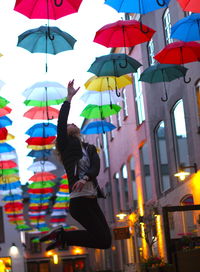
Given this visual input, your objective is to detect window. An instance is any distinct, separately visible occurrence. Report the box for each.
[113,172,121,212]
[155,121,170,192]
[122,88,128,118]
[140,143,152,201]
[121,164,129,210]
[147,39,156,66]
[30,237,41,253]
[129,156,138,209]
[171,100,190,168]
[116,102,122,128]
[163,8,173,44]
[195,80,200,125]
[0,207,4,243]
[134,68,145,125]
[102,133,110,168]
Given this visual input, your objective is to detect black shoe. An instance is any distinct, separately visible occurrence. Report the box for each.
[40,225,64,243]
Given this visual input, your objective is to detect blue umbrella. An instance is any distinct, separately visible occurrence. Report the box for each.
[27,149,52,158]
[3,194,22,202]
[171,13,200,42]
[0,116,12,128]
[104,0,171,14]
[0,143,15,153]
[25,123,57,137]
[81,121,116,135]
[0,181,21,190]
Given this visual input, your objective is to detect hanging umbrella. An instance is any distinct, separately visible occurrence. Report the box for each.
[176,0,200,12]
[0,143,15,153]
[0,175,20,184]
[25,123,57,137]
[154,41,200,64]
[139,63,188,101]
[14,0,83,19]
[85,75,132,92]
[25,136,56,145]
[104,0,171,14]
[28,161,57,172]
[0,168,19,175]
[80,104,121,119]
[93,20,155,49]
[24,106,59,120]
[0,106,12,117]
[0,160,17,169]
[80,90,123,105]
[0,151,17,161]
[27,144,55,150]
[27,149,53,158]
[81,120,116,135]
[29,172,56,182]
[171,13,200,42]
[28,181,55,189]
[88,53,142,77]
[24,98,65,107]
[0,127,8,140]
[0,97,9,108]
[0,116,12,128]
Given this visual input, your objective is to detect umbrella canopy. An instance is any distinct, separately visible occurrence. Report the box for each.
[27,149,52,158]
[85,75,132,92]
[88,53,142,77]
[104,0,171,14]
[0,168,19,175]
[94,20,155,48]
[17,26,76,55]
[0,143,15,153]
[0,116,12,128]
[24,98,65,107]
[176,0,200,12]
[0,151,17,161]
[28,161,57,172]
[139,63,188,101]
[80,90,123,105]
[14,0,83,19]
[81,120,116,135]
[25,136,56,145]
[25,123,57,137]
[171,13,200,42]
[29,172,57,182]
[80,104,121,119]
[28,181,55,189]
[154,41,200,64]
[27,144,55,150]
[0,96,9,108]
[24,106,59,120]
[0,160,17,169]
[0,127,8,140]
[0,106,12,117]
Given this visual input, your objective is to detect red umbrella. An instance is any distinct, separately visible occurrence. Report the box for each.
[154,41,200,64]
[0,160,17,169]
[29,172,57,182]
[25,136,56,145]
[0,106,12,117]
[28,188,54,194]
[93,20,156,48]
[176,0,200,12]
[14,0,83,20]
[23,106,59,120]
[0,127,8,140]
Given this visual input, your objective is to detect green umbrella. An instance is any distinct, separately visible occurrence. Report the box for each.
[0,96,9,108]
[88,53,142,77]
[139,64,188,101]
[0,168,19,175]
[28,181,55,189]
[24,97,65,106]
[80,104,121,119]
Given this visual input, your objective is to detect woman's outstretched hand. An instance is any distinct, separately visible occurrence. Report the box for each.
[67,79,80,102]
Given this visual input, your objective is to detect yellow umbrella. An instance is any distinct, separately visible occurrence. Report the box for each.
[27,144,55,150]
[84,75,132,92]
[0,133,15,143]
[0,175,20,184]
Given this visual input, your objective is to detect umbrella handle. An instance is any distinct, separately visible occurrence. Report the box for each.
[161,90,168,102]
[48,26,54,40]
[139,19,149,34]
[54,0,63,6]
[156,0,166,7]
[183,75,191,84]
[119,58,128,68]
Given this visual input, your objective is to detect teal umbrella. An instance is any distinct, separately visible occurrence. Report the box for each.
[139,64,188,101]
[88,53,142,77]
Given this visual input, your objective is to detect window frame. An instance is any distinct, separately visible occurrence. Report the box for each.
[134,68,145,125]
[163,8,173,45]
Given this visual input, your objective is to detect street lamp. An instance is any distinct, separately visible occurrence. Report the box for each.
[116,209,132,221]
[174,163,198,181]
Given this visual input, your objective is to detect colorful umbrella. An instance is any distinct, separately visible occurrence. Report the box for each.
[0,160,17,169]
[0,134,15,143]
[24,98,65,107]
[139,63,188,101]
[28,181,55,189]
[27,149,52,158]
[0,168,19,175]
[176,0,200,12]
[29,172,56,182]
[24,106,59,120]
[25,123,57,137]
[88,53,142,77]
[14,0,83,19]
[0,143,15,153]
[28,161,57,172]
[25,136,56,145]
[0,97,9,108]
[27,144,55,150]
[94,20,155,48]
[81,120,116,135]
[80,104,121,119]
[0,106,12,117]
[0,127,8,140]
[171,13,200,42]
[0,151,17,161]
[104,0,171,14]
[80,90,123,105]
[0,116,12,128]
[154,41,200,65]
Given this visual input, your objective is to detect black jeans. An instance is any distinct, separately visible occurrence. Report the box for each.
[62,197,112,249]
